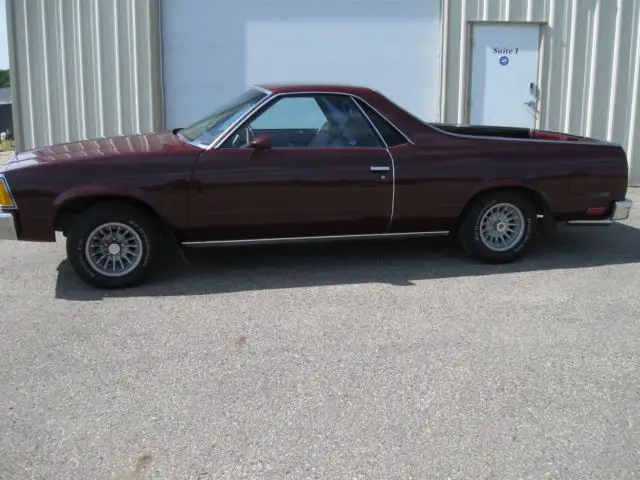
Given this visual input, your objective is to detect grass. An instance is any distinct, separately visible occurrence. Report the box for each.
[0,139,15,152]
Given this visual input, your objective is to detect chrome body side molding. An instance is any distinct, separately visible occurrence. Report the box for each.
[181,231,450,247]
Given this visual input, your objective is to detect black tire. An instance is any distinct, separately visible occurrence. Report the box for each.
[457,190,538,264]
[66,201,160,289]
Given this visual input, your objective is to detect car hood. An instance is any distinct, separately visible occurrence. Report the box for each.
[1,131,200,172]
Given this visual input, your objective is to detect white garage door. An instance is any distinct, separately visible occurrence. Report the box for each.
[161,0,442,130]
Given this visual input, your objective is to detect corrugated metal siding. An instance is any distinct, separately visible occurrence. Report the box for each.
[442,0,640,186]
[6,0,164,153]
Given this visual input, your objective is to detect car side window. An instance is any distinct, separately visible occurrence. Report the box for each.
[221,94,383,149]
[354,99,409,147]
[250,96,326,130]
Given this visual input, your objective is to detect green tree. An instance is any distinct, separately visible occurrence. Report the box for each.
[0,70,10,88]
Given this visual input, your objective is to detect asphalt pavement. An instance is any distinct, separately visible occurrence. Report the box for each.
[1,190,639,479]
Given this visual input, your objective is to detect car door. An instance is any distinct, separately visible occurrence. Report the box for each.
[187,93,394,242]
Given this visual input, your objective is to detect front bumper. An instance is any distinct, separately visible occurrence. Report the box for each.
[567,199,633,226]
[0,212,17,240]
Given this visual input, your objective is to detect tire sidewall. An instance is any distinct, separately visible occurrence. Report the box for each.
[67,208,157,288]
[462,193,536,262]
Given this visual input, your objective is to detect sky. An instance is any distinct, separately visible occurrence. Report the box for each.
[0,0,8,70]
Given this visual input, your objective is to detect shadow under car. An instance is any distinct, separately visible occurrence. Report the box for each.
[53,221,640,301]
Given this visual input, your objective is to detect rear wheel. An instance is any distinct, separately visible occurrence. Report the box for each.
[457,191,538,263]
[66,202,160,289]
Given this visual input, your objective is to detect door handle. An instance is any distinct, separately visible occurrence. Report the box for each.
[370,166,390,173]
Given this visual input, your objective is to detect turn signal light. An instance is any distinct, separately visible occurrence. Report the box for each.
[0,175,16,208]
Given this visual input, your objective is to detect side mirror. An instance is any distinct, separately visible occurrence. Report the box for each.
[249,134,271,150]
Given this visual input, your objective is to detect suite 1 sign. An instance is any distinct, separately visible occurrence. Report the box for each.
[493,46,519,66]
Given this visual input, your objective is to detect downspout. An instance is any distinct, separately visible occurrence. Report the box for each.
[150,0,165,131]
[6,0,23,152]
[438,0,449,123]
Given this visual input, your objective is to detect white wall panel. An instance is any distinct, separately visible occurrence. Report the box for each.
[161,0,442,129]
[7,0,164,152]
[442,0,640,185]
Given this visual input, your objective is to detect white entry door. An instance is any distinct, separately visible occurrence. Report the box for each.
[469,24,541,128]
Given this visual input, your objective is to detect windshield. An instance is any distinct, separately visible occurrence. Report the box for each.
[178,88,268,147]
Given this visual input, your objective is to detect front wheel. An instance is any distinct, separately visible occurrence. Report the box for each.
[457,191,538,264]
[66,202,160,289]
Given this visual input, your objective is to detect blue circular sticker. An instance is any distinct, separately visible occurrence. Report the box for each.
[499,56,509,66]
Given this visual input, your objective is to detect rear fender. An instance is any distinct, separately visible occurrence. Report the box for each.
[463,178,553,216]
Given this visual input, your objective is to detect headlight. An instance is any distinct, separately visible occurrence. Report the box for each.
[0,174,17,209]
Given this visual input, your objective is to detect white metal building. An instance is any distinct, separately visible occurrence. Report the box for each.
[6,0,640,185]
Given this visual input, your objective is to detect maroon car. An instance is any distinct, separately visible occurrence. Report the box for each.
[0,83,633,288]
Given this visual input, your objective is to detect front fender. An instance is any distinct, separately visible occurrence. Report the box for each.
[52,185,169,235]
[53,185,158,210]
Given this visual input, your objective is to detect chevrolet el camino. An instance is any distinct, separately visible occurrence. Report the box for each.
[0,83,633,288]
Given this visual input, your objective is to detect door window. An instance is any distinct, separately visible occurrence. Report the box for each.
[222,94,383,148]
[251,96,326,130]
